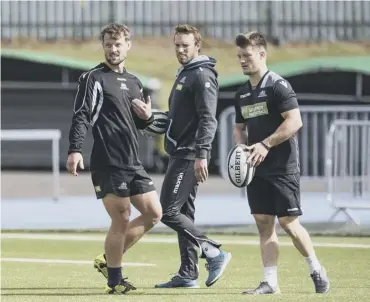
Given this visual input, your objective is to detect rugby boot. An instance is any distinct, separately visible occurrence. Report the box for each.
[93,253,108,279]
[205,251,232,287]
[243,281,281,295]
[311,266,330,293]
[105,278,136,295]
[155,274,199,288]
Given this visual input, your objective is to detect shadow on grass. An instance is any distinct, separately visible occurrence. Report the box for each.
[1,287,246,296]
[2,292,241,297]
[2,286,248,290]
[2,287,100,290]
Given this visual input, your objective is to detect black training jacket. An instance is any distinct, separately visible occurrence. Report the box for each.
[165,56,218,160]
[68,63,153,171]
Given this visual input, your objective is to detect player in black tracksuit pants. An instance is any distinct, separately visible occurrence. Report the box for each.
[155,44,231,288]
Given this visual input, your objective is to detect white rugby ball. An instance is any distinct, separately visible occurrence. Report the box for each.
[144,109,169,135]
[227,144,255,187]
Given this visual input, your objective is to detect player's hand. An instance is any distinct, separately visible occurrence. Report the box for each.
[194,158,208,183]
[245,143,269,167]
[132,95,152,120]
[66,152,84,176]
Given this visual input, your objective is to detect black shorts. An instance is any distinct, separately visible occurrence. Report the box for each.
[246,173,302,217]
[91,168,156,199]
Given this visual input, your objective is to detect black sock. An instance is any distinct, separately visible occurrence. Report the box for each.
[107,267,122,288]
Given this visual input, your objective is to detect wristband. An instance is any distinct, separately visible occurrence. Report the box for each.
[261,141,270,151]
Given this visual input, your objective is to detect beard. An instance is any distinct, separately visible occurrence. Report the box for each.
[177,56,188,65]
[243,68,259,76]
[177,52,194,65]
[243,70,253,75]
[106,54,125,66]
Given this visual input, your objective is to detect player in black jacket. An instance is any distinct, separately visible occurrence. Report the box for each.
[233,31,330,295]
[155,24,232,289]
[66,23,162,295]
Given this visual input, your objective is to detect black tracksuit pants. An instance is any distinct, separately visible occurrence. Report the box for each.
[160,157,220,280]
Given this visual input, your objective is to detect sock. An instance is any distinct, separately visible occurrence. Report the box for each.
[305,254,321,274]
[107,267,122,288]
[263,266,278,288]
[201,241,221,258]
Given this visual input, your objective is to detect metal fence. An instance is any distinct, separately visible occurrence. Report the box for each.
[326,120,370,225]
[1,0,369,42]
[217,105,370,179]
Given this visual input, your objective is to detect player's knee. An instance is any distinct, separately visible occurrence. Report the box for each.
[113,207,131,229]
[120,207,131,223]
[104,194,131,226]
[147,206,162,226]
[254,214,276,237]
[141,195,162,226]
[278,216,300,237]
[154,207,162,224]
[109,208,131,233]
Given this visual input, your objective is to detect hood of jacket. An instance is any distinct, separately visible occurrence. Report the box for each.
[176,55,218,78]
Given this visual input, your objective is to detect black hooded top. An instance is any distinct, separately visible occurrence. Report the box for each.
[165,55,219,160]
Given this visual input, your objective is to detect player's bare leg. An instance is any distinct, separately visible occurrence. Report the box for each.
[94,191,161,281]
[243,214,280,295]
[100,194,136,294]
[124,190,162,250]
[278,216,315,257]
[278,216,330,293]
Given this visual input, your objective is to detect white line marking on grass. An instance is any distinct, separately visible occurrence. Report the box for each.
[2,233,370,249]
[0,257,156,267]
[141,238,370,249]
[1,233,106,241]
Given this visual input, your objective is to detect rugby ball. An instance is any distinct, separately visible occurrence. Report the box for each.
[144,109,169,135]
[227,144,255,187]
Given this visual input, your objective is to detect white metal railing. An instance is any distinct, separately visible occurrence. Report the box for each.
[1,129,61,200]
[299,106,370,177]
[218,106,236,181]
[325,120,370,225]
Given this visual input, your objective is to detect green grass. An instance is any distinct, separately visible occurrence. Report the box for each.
[1,233,370,301]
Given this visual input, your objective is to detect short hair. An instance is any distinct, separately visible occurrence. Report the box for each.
[174,24,202,47]
[235,31,267,50]
[100,23,131,42]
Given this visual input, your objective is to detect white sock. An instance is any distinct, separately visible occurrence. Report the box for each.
[201,241,220,258]
[263,266,278,288]
[304,254,321,274]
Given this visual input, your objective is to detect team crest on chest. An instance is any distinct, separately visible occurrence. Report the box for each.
[120,82,129,90]
[258,90,267,98]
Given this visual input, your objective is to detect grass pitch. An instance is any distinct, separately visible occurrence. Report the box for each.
[1,233,370,301]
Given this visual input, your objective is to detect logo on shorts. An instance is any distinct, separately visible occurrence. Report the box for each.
[173,172,184,194]
[287,208,299,212]
[118,182,127,190]
[94,186,101,193]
